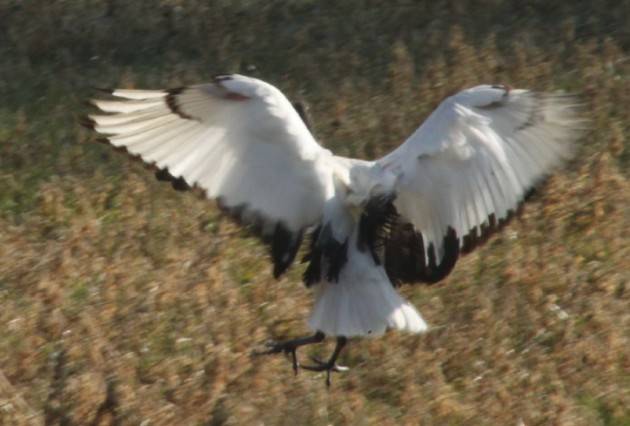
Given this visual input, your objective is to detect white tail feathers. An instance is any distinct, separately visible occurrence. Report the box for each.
[307,243,428,337]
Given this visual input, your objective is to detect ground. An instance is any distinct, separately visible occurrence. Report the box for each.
[0,1,629,425]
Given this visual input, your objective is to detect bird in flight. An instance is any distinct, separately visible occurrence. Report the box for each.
[83,74,582,385]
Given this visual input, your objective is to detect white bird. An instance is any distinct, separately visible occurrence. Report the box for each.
[83,74,582,385]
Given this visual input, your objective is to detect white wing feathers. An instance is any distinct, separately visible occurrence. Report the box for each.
[380,85,582,262]
[86,77,582,338]
[88,75,331,236]
[87,78,581,289]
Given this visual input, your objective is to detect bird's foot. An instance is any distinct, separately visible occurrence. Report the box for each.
[254,341,300,374]
[252,332,325,375]
[300,336,348,387]
[301,356,350,387]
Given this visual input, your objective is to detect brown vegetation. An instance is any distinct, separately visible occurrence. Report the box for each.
[0,1,628,425]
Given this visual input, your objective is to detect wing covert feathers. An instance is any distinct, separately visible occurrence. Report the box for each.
[85,75,332,278]
[377,85,584,282]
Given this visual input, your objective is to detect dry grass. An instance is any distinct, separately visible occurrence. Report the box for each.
[0,1,629,425]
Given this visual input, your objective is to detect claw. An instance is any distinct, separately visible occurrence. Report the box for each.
[301,357,349,387]
[252,342,282,356]
[299,337,349,387]
[253,342,300,374]
[252,333,349,385]
[252,332,325,375]
[301,356,349,372]
[290,350,299,376]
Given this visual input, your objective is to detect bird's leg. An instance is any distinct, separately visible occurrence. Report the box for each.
[301,336,349,386]
[253,331,325,375]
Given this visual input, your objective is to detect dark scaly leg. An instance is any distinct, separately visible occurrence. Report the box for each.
[253,331,325,375]
[301,336,349,386]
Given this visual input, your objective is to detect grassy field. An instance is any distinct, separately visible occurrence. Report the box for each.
[1,1,629,425]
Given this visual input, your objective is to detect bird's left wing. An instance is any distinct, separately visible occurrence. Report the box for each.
[378,85,583,284]
[85,74,333,277]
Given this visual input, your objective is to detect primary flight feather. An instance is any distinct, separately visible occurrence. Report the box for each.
[84,74,582,385]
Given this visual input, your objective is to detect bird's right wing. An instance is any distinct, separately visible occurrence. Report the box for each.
[85,74,334,277]
[378,85,584,284]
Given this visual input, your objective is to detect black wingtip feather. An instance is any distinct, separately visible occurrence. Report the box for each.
[154,168,172,182]
[357,193,398,264]
[166,87,185,96]
[271,223,304,279]
[94,137,111,145]
[165,87,196,120]
[78,115,96,130]
[83,99,98,109]
[302,226,322,287]
[215,198,306,279]
[171,178,191,191]
[154,168,191,191]
[90,87,114,95]
[384,223,460,286]
[426,227,459,284]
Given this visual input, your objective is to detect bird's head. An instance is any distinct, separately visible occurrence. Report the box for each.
[342,162,397,211]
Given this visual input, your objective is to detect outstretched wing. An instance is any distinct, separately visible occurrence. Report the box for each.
[378,85,583,284]
[85,74,333,277]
